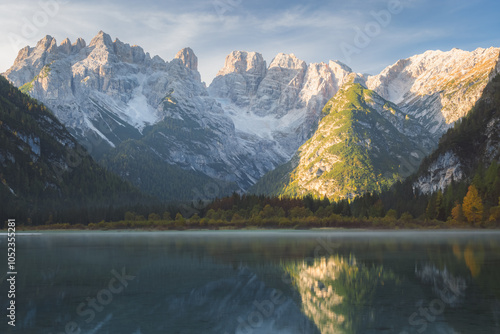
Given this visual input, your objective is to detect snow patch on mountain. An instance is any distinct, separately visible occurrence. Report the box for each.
[84,116,116,147]
[122,73,160,128]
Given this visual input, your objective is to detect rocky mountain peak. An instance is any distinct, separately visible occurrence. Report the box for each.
[208,51,267,106]
[58,38,72,54]
[11,35,57,66]
[5,35,59,85]
[33,35,58,60]
[216,51,266,77]
[326,60,355,89]
[174,47,198,71]
[172,47,201,81]
[269,53,307,71]
[329,60,352,73]
[72,38,86,52]
[61,37,71,45]
[345,72,367,86]
[36,35,57,50]
[113,38,146,64]
[89,30,113,48]
[13,46,31,65]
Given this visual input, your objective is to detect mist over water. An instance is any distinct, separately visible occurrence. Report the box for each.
[1,231,500,333]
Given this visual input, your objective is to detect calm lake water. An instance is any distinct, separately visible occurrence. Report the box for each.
[1,230,500,334]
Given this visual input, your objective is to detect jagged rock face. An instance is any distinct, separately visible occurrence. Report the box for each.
[175,47,198,71]
[174,47,200,81]
[209,52,353,159]
[367,47,500,139]
[2,32,259,192]
[4,33,218,147]
[413,151,465,195]
[4,32,160,143]
[216,50,266,77]
[209,51,267,105]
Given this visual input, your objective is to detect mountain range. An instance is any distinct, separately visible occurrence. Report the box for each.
[2,31,500,205]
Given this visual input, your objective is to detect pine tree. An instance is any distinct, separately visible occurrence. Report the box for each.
[435,190,446,221]
[462,185,484,225]
[425,193,437,220]
[488,197,500,223]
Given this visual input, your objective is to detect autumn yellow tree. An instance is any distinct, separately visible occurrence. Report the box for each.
[451,203,465,224]
[462,185,484,225]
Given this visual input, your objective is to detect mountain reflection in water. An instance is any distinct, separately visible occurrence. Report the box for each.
[286,255,400,333]
[1,231,499,334]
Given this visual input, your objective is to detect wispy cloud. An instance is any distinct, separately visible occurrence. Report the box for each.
[1,0,499,83]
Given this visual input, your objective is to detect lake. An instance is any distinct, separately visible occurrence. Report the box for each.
[1,230,500,333]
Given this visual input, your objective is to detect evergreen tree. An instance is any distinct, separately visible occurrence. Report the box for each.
[425,193,437,220]
[435,190,446,221]
[488,198,500,223]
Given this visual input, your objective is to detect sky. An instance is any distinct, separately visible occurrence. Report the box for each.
[1,0,500,84]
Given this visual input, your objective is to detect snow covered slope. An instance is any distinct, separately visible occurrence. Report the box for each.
[366,47,500,139]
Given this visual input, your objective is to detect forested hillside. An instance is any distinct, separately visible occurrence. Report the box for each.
[378,74,500,224]
[0,76,148,224]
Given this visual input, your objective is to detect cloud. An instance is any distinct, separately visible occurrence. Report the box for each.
[252,6,357,32]
[1,0,499,83]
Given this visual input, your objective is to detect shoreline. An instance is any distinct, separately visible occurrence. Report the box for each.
[1,226,498,233]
